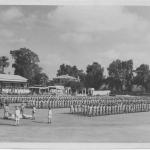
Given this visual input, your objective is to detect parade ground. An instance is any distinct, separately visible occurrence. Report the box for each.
[1,104,150,142]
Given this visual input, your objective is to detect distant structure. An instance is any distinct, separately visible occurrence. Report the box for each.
[29,85,65,95]
[33,74,80,95]
[53,74,80,86]
[87,88,111,96]
[52,74,80,95]
[0,74,29,94]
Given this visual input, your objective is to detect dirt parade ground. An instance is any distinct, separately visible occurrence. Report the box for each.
[0,103,150,142]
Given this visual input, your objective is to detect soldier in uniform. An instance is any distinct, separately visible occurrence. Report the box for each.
[48,107,52,124]
[89,105,92,117]
[70,104,74,114]
[3,103,9,119]
[32,106,36,120]
[20,103,25,116]
[15,106,21,126]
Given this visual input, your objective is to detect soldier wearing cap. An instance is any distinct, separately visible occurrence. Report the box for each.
[15,106,21,126]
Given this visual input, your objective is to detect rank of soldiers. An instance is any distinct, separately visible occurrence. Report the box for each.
[0,95,150,117]
[70,102,149,116]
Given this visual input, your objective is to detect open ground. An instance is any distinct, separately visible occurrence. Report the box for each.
[0,104,150,142]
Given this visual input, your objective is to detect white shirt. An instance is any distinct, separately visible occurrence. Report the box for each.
[48,110,52,118]
[15,109,20,117]
[33,107,36,113]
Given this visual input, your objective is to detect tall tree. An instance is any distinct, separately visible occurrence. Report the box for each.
[57,64,86,87]
[133,64,150,91]
[10,47,42,85]
[57,64,81,78]
[0,56,9,74]
[57,64,70,76]
[85,62,104,90]
[34,73,49,86]
[107,59,133,92]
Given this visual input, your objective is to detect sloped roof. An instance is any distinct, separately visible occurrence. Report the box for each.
[48,85,64,89]
[29,86,48,89]
[0,74,27,82]
[54,74,78,80]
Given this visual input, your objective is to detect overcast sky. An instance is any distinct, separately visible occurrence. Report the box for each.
[0,5,150,78]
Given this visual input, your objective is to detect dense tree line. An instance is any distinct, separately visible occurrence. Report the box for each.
[1,47,150,93]
[57,61,150,93]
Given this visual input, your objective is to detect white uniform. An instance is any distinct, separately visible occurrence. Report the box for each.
[15,109,20,121]
[48,110,52,118]
[48,109,52,123]
[32,107,36,120]
[15,108,20,126]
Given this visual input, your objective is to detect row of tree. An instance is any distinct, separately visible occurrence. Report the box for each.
[57,60,150,93]
[0,47,150,93]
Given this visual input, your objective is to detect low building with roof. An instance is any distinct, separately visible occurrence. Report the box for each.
[29,85,65,95]
[29,86,49,95]
[0,74,29,94]
[53,74,80,86]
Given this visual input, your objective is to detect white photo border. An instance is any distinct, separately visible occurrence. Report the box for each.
[0,0,150,149]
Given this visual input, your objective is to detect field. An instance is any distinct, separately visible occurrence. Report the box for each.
[1,103,150,142]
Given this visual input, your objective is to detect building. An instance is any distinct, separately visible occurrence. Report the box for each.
[29,85,65,95]
[29,86,49,95]
[87,88,111,96]
[131,84,146,93]
[52,74,81,95]
[53,74,80,86]
[0,74,29,94]
[48,85,65,95]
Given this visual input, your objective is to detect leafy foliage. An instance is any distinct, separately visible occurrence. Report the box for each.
[107,59,133,92]
[33,73,49,86]
[85,62,104,90]
[0,56,9,74]
[133,64,150,91]
[10,47,48,85]
[57,64,83,78]
[57,64,86,87]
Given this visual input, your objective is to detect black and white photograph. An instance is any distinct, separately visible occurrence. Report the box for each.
[0,0,150,149]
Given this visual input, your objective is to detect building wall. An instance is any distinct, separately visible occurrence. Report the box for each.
[132,84,146,92]
[0,81,29,94]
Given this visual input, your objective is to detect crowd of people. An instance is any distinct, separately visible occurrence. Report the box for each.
[1,94,150,120]
[70,102,149,116]
[3,103,52,126]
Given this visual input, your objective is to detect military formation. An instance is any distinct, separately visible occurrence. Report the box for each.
[1,94,150,117]
[69,96,150,116]
[70,101,150,116]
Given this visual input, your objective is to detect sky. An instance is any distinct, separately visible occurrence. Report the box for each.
[0,5,150,78]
